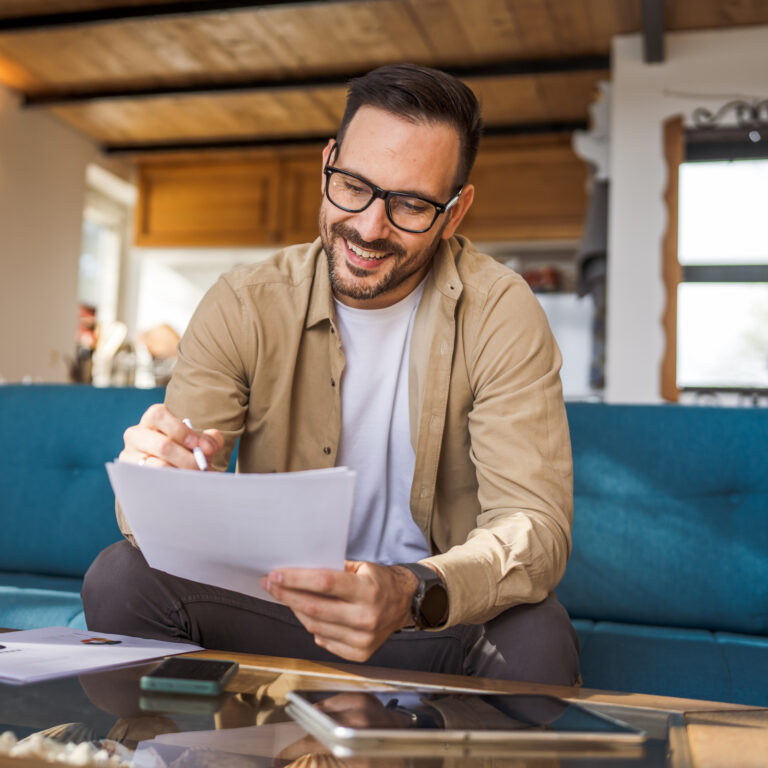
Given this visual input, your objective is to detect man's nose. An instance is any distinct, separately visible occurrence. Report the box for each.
[351,197,392,242]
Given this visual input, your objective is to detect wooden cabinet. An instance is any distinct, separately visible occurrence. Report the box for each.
[135,155,284,247]
[461,135,588,242]
[134,136,587,247]
[279,152,324,245]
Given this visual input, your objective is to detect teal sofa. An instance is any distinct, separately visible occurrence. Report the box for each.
[1,384,766,705]
[559,403,768,707]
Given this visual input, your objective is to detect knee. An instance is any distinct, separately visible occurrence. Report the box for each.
[81,540,145,630]
[473,595,581,686]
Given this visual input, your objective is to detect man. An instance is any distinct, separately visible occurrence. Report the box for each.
[83,63,579,685]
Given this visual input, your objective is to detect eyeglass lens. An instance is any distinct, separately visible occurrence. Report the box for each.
[327,171,438,232]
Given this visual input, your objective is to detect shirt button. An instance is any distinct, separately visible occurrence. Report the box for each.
[330,378,336,387]
[323,446,332,455]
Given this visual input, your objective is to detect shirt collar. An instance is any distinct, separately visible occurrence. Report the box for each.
[305,238,335,329]
[306,235,465,330]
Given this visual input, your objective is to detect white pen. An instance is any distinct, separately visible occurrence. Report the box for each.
[182,418,209,471]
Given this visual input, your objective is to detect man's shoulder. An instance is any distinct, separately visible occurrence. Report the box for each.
[220,239,322,294]
[451,236,529,298]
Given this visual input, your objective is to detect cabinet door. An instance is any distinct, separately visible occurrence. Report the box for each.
[135,158,281,246]
[279,151,324,245]
[460,136,588,242]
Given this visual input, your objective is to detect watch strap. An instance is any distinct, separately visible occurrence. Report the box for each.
[396,562,448,630]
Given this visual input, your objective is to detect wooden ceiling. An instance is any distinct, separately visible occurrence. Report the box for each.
[0,0,767,156]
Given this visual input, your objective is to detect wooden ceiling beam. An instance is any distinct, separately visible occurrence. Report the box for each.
[23,56,609,107]
[0,1,366,32]
[101,120,589,155]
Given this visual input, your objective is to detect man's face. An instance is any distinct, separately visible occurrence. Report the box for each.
[319,106,472,309]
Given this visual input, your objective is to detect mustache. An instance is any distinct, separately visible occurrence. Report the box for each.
[331,222,405,258]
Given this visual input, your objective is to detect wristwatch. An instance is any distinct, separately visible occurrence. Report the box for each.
[397,563,448,630]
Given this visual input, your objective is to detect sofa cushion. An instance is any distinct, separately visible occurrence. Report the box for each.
[0,572,83,592]
[576,621,768,706]
[0,385,165,578]
[0,586,86,630]
[559,404,768,636]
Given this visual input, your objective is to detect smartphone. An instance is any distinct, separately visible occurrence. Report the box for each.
[139,657,238,695]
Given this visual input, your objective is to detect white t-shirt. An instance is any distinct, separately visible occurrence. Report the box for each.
[335,283,430,565]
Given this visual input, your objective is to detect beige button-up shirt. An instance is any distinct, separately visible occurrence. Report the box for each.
[117,235,572,627]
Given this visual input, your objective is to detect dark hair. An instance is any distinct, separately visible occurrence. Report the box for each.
[336,63,483,188]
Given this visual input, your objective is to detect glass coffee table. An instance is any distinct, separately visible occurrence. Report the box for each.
[0,650,758,767]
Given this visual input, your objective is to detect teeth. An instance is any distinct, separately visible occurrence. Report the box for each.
[347,240,388,260]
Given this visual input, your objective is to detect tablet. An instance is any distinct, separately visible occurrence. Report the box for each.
[285,689,646,758]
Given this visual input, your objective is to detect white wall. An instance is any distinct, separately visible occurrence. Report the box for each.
[0,84,102,382]
[607,25,768,402]
[125,247,278,343]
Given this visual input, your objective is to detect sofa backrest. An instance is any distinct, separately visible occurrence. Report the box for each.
[559,403,768,636]
[0,384,165,578]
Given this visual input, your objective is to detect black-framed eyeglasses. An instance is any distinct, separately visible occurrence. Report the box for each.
[323,141,462,234]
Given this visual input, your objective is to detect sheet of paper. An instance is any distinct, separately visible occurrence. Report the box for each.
[107,462,355,602]
[0,626,201,684]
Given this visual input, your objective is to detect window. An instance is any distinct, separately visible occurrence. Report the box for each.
[676,159,768,393]
[662,118,768,404]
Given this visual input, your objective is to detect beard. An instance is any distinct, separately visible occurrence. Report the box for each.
[319,210,443,303]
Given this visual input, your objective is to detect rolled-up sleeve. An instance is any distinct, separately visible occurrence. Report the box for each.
[425,274,573,626]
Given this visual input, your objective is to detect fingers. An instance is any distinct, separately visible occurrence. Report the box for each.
[263,572,368,627]
[201,428,225,457]
[261,565,414,662]
[292,609,376,661]
[120,404,221,470]
[268,568,359,599]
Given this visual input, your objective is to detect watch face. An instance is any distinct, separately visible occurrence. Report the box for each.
[420,582,448,627]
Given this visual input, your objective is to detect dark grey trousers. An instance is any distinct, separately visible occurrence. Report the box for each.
[82,541,580,685]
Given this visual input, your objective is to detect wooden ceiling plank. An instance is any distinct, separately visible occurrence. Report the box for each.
[504,0,561,57]
[447,0,521,58]
[0,49,43,90]
[191,9,287,73]
[308,86,351,125]
[337,1,435,64]
[77,24,158,80]
[0,1,381,32]
[666,0,768,30]
[234,11,307,75]
[251,4,354,71]
[582,0,640,44]
[470,77,544,125]
[269,90,339,134]
[303,87,345,129]
[132,16,210,74]
[403,0,473,62]
[316,2,409,67]
[543,0,609,53]
[533,71,605,122]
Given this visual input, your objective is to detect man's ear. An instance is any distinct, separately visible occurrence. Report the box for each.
[440,184,475,240]
[320,139,336,193]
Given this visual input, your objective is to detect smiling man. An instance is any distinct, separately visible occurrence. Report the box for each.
[83,64,579,685]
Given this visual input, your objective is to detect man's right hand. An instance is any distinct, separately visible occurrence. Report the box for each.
[119,403,224,470]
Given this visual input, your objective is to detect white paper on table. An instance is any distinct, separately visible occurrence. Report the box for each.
[0,626,201,684]
[106,462,355,602]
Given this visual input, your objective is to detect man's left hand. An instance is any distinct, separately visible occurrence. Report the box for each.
[260,561,419,662]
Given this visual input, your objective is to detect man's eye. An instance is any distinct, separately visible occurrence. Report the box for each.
[341,178,369,196]
[398,198,431,215]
